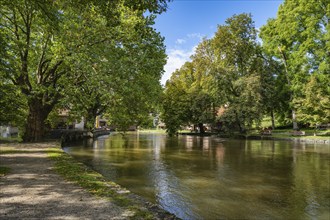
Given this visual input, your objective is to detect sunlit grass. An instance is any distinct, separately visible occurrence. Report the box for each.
[0,149,33,154]
[245,128,329,142]
[47,147,155,219]
[270,134,328,139]
[0,144,157,218]
[137,129,166,133]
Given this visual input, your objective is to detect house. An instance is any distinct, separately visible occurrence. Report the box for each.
[0,126,18,137]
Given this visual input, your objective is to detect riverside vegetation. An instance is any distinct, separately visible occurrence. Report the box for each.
[0,143,177,219]
[1,0,329,141]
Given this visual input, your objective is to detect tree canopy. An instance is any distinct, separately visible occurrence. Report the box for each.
[162,14,268,134]
[260,0,330,129]
[1,0,329,139]
[0,0,168,141]
[162,0,329,134]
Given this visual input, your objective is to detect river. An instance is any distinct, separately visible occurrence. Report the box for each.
[63,132,330,220]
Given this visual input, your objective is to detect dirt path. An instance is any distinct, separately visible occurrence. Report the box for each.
[0,143,133,219]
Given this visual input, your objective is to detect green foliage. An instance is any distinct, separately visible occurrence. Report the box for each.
[47,147,157,218]
[162,6,329,134]
[295,74,330,127]
[0,166,10,176]
[0,0,168,140]
[60,4,165,130]
[0,81,27,127]
[162,14,269,134]
[260,0,330,128]
[209,14,265,132]
[162,68,192,135]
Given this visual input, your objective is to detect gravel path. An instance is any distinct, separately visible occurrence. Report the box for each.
[0,143,134,220]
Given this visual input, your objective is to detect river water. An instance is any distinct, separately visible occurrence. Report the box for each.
[63,132,330,220]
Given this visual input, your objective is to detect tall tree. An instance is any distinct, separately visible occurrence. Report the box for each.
[0,0,169,141]
[162,57,216,135]
[260,0,330,129]
[259,53,291,129]
[162,63,195,135]
[294,74,330,134]
[162,14,267,134]
[210,13,264,133]
[60,6,166,130]
[1,0,69,141]
[190,39,218,133]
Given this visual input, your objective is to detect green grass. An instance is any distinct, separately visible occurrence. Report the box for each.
[246,128,329,141]
[265,133,328,141]
[0,144,157,218]
[0,149,34,155]
[0,145,155,218]
[137,129,166,134]
[0,136,22,143]
[47,147,155,219]
[0,166,10,177]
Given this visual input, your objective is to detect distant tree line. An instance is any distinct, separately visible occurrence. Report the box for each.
[161,0,330,135]
[1,0,329,140]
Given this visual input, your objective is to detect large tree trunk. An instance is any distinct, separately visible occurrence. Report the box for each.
[22,99,51,142]
[279,49,298,131]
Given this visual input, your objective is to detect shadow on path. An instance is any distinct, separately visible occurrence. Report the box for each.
[0,144,131,219]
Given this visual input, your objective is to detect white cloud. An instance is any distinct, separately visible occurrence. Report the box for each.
[175,38,186,44]
[161,47,196,85]
[160,33,205,85]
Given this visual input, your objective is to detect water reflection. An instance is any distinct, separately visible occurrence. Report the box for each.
[63,133,330,220]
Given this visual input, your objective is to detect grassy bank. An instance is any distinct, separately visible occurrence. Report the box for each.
[47,148,136,206]
[0,166,10,177]
[137,129,166,133]
[0,144,176,219]
[47,146,171,219]
[256,129,330,142]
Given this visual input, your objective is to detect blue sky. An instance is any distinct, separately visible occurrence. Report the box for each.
[153,0,284,85]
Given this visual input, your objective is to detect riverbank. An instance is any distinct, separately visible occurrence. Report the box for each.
[178,130,330,145]
[0,142,177,219]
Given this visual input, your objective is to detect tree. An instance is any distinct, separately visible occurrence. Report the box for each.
[190,39,218,132]
[0,0,69,141]
[209,13,264,133]
[103,13,166,131]
[0,80,27,128]
[258,53,291,129]
[162,14,267,135]
[260,0,330,129]
[162,64,194,135]
[295,74,330,134]
[0,0,168,141]
[59,6,166,130]
[161,57,217,135]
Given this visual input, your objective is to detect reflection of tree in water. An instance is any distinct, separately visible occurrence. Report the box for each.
[64,134,330,219]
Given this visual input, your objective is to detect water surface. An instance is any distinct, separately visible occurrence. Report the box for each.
[63,132,330,219]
